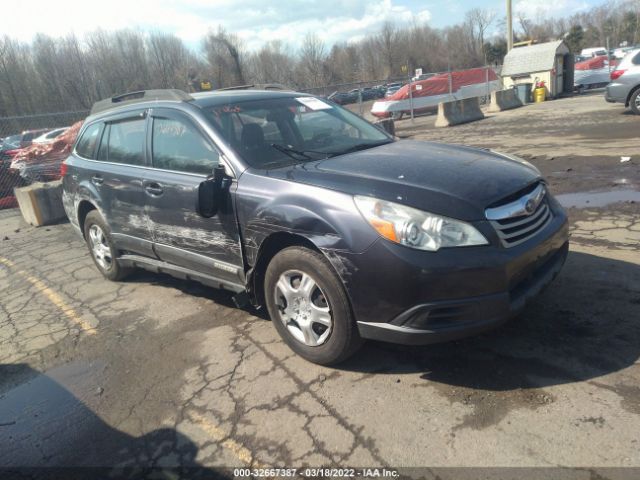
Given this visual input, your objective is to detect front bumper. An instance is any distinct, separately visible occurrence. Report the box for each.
[335,202,569,345]
[356,241,567,345]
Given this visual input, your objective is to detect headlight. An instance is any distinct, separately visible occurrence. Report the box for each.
[354,196,488,252]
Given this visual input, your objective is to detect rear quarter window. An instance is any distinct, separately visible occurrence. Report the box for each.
[75,123,103,159]
[633,52,640,65]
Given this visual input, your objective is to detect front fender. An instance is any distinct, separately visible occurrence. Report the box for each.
[236,172,379,267]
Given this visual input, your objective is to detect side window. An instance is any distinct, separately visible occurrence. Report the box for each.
[152,116,220,175]
[101,118,145,165]
[633,52,640,65]
[75,123,102,159]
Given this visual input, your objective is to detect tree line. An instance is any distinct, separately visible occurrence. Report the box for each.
[0,0,638,118]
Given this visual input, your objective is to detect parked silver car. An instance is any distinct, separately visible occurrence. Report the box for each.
[605,48,640,114]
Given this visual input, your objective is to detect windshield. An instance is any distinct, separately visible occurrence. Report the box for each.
[203,96,392,169]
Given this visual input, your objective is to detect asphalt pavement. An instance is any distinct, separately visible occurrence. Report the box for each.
[1,92,639,476]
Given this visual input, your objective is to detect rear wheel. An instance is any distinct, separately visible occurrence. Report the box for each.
[264,247,363,365]
[83,210,131,281]
[630,89,640,115]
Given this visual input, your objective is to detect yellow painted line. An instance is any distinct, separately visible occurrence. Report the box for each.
[190,411,266,467]
[0,256,96,335]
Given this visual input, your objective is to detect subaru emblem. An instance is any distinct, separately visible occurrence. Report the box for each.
[525,198,536,214]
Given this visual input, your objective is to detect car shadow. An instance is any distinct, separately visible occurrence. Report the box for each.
[125,270,271,320]
[0,363,230,478]
[339,250,640,391]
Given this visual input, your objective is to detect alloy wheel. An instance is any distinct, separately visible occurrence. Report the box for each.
[88,224,113,271]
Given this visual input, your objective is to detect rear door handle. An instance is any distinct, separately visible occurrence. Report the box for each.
[144,182,164,196]
[91,175,103,185]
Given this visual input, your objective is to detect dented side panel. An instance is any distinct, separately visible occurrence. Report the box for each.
[235,170,379,281]
[142,167,245,284]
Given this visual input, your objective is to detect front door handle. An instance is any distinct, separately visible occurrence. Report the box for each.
[91,175,104,186]
[144,182,164,196]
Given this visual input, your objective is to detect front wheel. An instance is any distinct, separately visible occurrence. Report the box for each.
[630,89,640,115]
[264,247,363,365]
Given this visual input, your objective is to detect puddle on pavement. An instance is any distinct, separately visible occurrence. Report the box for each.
[555,189,640,209]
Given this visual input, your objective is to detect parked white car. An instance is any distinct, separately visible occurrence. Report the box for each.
[581,47,608,58]
[32,127,69,144]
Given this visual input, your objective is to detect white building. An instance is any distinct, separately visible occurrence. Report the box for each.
[502,40,574,98]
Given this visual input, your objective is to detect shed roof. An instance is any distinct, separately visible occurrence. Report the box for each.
[502,40,569,76]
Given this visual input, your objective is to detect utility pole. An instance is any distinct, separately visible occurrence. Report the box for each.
[506,0,513,51]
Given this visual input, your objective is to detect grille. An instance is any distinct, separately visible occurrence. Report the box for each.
[485,183,553,248]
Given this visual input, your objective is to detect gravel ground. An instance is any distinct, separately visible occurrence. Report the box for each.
[0,93,639,477]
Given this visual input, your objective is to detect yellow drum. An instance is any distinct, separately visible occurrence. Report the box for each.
[534,87,546,103]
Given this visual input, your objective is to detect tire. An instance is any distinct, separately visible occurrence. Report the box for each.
[83,210,131,281]
[392,111,404,121]
[630,89,640,115]
[264,246,363,365]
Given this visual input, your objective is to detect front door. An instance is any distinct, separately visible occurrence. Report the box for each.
[143,107,244,286]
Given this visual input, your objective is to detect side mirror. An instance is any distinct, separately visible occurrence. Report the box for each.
[198,165,229,218]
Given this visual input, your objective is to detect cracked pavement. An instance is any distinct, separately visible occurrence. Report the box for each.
[1,93,640,472]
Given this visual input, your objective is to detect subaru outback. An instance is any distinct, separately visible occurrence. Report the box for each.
[62,88,569,365]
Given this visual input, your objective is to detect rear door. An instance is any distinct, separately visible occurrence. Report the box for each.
[143,107,244,285]
[93,110,155,257]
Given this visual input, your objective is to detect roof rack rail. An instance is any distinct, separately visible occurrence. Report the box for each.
[90,89,194,115]
[216,83,289,91]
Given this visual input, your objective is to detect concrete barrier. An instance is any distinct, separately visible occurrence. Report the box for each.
[488,89,524,113]
[434,97,484,128]
[14,180,67,227]
[374,118,395,136]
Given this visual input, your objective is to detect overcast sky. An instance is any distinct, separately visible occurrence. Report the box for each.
[6,0,598,50]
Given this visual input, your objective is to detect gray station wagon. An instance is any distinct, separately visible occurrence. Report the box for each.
[62,89,569,365]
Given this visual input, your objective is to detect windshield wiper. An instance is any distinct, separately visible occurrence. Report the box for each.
[328,140,393,158]
[270,143,329,161]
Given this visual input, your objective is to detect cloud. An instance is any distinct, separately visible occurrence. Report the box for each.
[514,0,591,19]
[2,0,432,51]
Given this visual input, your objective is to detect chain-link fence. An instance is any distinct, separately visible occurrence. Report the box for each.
[302,66,503,120]
[0,111,87,209]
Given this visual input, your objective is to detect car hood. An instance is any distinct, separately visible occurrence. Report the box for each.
[262,140,541,221]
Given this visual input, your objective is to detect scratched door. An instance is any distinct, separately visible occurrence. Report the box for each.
[143,108,244,285]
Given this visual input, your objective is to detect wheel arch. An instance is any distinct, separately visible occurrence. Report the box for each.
[77,200,97,239]
[248,232,354,315]
[625,83,640,107]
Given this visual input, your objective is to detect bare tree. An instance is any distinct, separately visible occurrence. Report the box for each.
[378,22,399,78]
[203,28,246,87]
[298,33,327,87]
[2,0,640,118]
[466,8,496,63]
